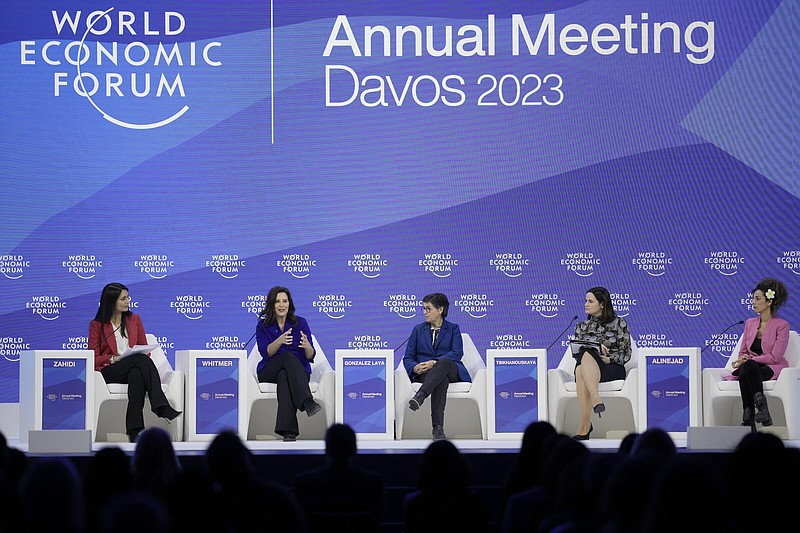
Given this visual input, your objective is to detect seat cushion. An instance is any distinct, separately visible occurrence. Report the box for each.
[258,382,319,393]
[106,383,169,394]
[564,379,625,393]
[715,380,776,392]
[411,382,472,393]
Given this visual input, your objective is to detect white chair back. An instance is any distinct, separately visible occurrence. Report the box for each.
[145,333,171,377]
[461,333,485,379]
[784,332,800,367]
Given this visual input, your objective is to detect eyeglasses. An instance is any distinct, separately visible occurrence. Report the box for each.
[423,306,435,311]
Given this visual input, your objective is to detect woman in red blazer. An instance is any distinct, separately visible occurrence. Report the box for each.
[731,277,790,427]
[89,282,181,442]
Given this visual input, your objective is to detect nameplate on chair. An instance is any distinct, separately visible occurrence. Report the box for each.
[686,426,751,450]
[28,429,92,454]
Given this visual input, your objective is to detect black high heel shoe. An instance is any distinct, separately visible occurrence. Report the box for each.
[573,424,593,441]
[156,405,182,423]
[593,403,605,418]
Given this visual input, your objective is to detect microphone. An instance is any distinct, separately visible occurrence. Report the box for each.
[701,320,744,353]
[546,315,579,351]
[242,315,270,351]
[394,323,426,352]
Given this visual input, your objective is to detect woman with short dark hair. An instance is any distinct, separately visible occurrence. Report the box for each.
[402,292,470,441]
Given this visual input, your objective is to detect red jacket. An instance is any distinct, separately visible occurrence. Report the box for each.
[89,313,149,371]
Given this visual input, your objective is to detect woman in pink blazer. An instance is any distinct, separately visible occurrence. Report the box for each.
[89,282,181,442]
[731,278,790,427]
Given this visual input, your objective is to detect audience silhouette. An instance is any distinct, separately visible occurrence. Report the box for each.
[294,423,385,532]
[499,420,558,521]
[132,427,181,500]
[403,439,489,533]
[0,426,798,533]
[205,430,306,533]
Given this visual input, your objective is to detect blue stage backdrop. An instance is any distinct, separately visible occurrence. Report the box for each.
[1,1,797,403]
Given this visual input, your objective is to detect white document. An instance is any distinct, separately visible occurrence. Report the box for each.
[118,344,159,360]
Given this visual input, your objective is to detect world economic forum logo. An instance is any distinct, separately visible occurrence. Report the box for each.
[170,295,209,320]
[489,253,530,278]
[207,254,245,279]
[454,294,494,319]
[611,292,637,318]
[418,253,458,278]
[348,334,389,349]
[156,336,174,358]
[703,331,738,354]
[62,255,103,279]
[134,255,173,279]
[26,296,66,320]
[19,8,223,129]
[703,250,744,276]
[668,292,708,318]
[561,252,599,277]
[525,293,565,318]
[0,255,30,280]
[489,334,530,348]
[384,294,420,319]
[62,336,88,350]
[631,251,672,277]
[0,337,29,362]
[777,249,800,275]
[740,291,755,313]
[205,336,241,349]
[636,333,674,348]
[313,294,352,319]
[277,254,317,279]
[348,253,387,278]
[241,294,266,316]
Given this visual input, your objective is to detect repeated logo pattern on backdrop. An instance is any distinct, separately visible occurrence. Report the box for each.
[1,1,797,403]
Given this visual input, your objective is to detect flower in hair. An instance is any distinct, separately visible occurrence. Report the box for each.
[765,289,776,300]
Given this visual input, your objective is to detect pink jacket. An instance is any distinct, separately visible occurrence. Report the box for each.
[737,316,790,379]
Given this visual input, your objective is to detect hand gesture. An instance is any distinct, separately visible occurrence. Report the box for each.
[279,328,293,345]
[299,330,311,350]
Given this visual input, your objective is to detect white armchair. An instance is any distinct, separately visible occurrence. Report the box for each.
[394,333,487,439]
[94,333,184,442]
[702,330,800,439]
[245,335,335,440]
[547,341,639,437]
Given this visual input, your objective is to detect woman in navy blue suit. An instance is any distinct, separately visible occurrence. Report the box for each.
[403,293,470,440]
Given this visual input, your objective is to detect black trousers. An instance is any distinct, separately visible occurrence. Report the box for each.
[101,353,169,435]
[412,358,461,427]
[257,352,313,436]
[736,360,774,407]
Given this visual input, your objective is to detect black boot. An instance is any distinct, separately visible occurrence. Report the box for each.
[432,425,446,440]
[409,390,426,411]
[741,406,754,426]
[754,392,772,426]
